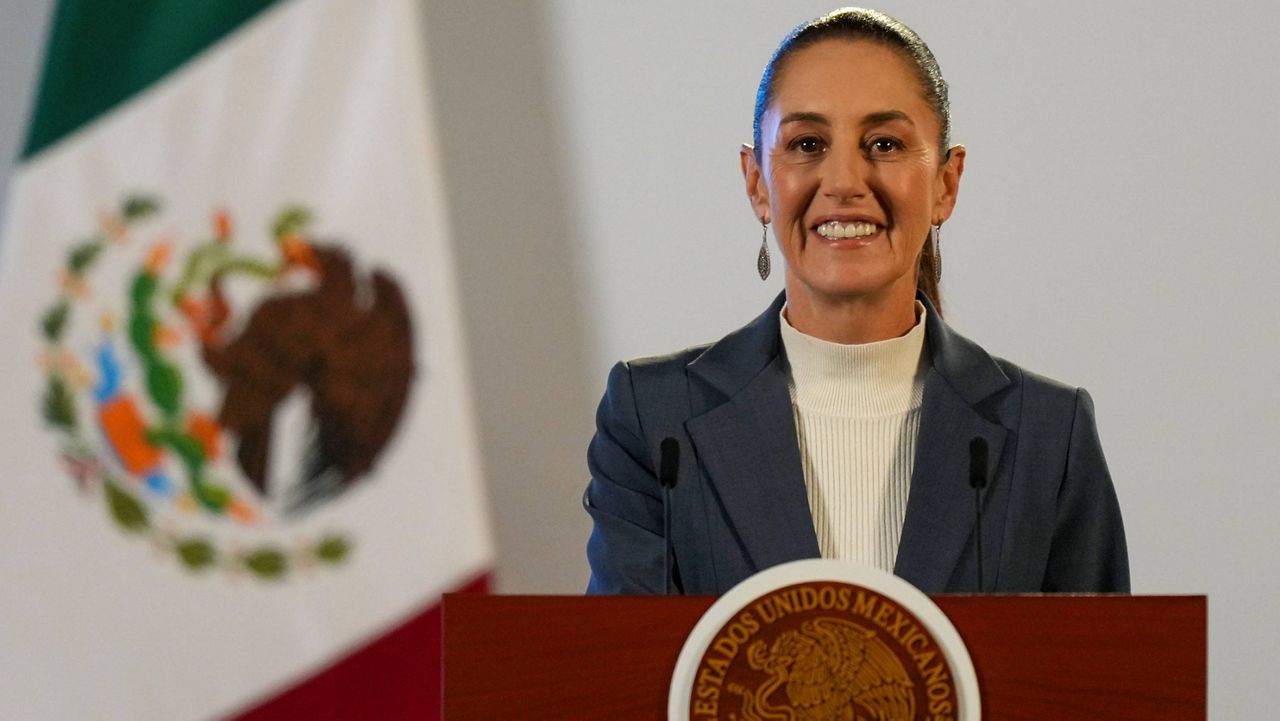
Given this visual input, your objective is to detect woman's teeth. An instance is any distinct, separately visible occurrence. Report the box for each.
[816,221,878,239]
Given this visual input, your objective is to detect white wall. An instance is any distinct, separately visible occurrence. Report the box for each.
[4,2,1276,717]
[0,0,53,230]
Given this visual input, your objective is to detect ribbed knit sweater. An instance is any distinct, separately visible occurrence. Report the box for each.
[778,303,927,572]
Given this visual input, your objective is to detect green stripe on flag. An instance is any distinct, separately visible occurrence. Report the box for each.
[22,0,280,159]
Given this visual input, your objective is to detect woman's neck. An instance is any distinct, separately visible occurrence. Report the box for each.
[782,281,920,344]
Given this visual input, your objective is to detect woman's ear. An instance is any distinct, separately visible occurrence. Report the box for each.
[933,144,966,223]
[740,143,771,223]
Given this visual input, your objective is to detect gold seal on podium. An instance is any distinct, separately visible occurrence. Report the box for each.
[670,560,980,721]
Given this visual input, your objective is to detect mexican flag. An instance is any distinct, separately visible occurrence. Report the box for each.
[0,1,494,719]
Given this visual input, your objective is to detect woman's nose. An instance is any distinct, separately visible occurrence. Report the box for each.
[823,148,870,202]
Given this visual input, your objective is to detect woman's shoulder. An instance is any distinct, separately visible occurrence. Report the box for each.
[601,344,715,420]
[993,356,1095,399]
[990,356,1081,397]
[926,305,1089,411]
[983,354,1098,434]
[622,343,714,373]
[616,293,787,388]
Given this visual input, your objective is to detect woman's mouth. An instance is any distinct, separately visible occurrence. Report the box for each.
[814,220,881,241]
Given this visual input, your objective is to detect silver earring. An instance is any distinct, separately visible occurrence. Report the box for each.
[930,224,942,282]
[757,222,771,281]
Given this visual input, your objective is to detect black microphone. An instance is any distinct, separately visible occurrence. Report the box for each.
[968,437,989,592]
[659,437,680,596]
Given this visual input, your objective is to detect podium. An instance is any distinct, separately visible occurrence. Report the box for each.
[443,594,1205,719]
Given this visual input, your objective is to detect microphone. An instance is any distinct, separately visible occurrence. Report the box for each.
[968,437,989,592]
[659,437,680,596]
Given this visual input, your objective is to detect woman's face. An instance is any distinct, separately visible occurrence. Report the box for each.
[743,39,964,321]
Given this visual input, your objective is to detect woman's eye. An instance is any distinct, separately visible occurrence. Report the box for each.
[790,136,826,154]
[868,137,903,155]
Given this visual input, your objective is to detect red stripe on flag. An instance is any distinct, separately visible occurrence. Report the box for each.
[230,572,491,721]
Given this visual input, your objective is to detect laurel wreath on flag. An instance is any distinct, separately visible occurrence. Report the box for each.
[39,194,352,581]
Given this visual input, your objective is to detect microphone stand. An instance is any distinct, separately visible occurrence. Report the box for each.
[969,437,989,592]
[659,438,680,596]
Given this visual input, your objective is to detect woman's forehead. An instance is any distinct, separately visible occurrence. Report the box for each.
[769,39,931,116]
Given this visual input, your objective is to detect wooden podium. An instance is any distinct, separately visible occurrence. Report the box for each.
[443,594,1205,720]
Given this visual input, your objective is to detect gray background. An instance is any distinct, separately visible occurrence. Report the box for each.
[3,1,1276,717]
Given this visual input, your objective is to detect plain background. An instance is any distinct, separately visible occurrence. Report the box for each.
[3,2,1276,717]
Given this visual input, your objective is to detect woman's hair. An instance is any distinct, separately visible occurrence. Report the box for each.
[752,8,951,312]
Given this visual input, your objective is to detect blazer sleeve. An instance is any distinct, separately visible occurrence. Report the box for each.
[583,361,668,594]
[1042,388,1131,592]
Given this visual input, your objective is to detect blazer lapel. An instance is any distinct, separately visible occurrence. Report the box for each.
[686,357,821,571]
[895,295,1012,593]
[894,371,1007,592]
[684,293,820,573]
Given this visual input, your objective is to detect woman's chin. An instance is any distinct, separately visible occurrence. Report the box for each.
[785,268,919,306]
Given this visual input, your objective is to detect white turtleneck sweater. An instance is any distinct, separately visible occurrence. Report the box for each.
[778,303,927,572]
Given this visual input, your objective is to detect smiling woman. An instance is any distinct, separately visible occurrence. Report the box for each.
[743,38,963,343]
[583,8,1129,596]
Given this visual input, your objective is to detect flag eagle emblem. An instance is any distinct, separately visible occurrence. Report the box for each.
[37,194,416,581]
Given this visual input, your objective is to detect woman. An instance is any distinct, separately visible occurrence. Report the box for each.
[584,8,1128,595]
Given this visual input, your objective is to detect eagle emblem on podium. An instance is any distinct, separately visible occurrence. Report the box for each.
[729,617,915,721]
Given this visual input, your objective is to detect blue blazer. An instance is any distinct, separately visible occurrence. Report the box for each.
[584,292,1129,595]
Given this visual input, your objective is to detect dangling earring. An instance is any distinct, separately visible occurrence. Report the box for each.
[930,224,942,282]
[757,222,771,281]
